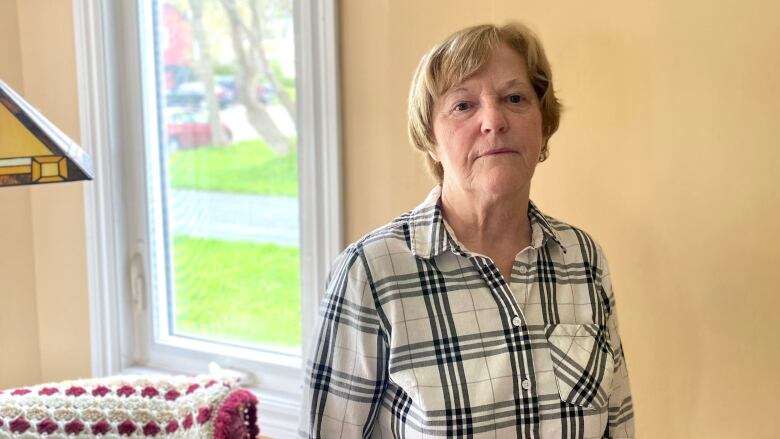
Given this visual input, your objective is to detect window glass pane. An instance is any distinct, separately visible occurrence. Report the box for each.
[153,0,299,350]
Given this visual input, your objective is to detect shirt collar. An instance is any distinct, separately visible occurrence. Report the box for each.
[409,186,566,259]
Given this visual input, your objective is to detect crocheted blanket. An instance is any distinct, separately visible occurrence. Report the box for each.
[0,375,259,438]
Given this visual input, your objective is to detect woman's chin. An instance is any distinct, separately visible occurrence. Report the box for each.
[476,173,529,198]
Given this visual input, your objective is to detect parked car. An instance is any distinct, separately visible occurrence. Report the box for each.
[166,110,232,151]
[256,81,277,104]
[215,75,277,104]
[164,91,204,109]
[165,81,232,109]
[215,75,237,104]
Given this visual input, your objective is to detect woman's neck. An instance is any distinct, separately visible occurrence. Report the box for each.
[440,182,532,261]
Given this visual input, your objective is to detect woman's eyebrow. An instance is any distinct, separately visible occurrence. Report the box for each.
[445,86,472,98]
[500,78,532,90]
[439,87,472,108]
[441,78,531,104]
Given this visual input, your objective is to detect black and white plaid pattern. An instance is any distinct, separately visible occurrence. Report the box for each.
[300,187,634,438]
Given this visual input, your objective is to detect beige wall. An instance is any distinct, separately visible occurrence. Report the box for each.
[0,0,42,389]
[0,0,90,387]
[341,0,780,438]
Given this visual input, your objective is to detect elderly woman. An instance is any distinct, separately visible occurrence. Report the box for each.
[301,23,634,438]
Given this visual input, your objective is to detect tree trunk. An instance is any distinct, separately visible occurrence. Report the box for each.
[188,0,228,146]
[249,0,296,124]
[220,0,291,154]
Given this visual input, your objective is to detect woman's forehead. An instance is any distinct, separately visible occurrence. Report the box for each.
[436,44,527,94]
[444,77,532,98]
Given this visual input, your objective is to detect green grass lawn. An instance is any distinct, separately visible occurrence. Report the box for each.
[172,235,301,348]
[168,139,298,196]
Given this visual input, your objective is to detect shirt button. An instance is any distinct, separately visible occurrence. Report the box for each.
[519,266,528,274]
[512,316,522,327]
[521,379,532,390]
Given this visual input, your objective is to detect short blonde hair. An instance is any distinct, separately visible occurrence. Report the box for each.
[407,23,562,182]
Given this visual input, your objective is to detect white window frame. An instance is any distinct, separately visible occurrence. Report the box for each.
[77,1,341,436]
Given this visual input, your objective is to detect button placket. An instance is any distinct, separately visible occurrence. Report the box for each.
[468,254,540,433]
[514,247,539,313]
[472,256,527,329]
[519,265,528,274]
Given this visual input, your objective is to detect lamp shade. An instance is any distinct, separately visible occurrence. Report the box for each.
[0,79,93,186]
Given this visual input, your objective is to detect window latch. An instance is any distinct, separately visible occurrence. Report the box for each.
[130,246,146,314]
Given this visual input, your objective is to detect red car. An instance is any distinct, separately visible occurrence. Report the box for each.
[166,111,232,151]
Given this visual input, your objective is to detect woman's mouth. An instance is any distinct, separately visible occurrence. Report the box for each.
[479,148,517,158]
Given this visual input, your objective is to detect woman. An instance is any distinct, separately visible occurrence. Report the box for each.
[301,23,634,438]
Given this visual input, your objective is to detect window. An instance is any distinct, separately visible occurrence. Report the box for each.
[77,0,340,435]
[156,0,302,352]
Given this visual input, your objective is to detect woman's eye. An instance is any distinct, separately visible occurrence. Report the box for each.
[507,94,524,104]
[454,102,471,112]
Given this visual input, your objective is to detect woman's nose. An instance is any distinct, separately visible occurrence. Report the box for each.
[480,102,508,135]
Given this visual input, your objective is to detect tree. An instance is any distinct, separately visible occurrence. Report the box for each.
[219,0,294,154]
[188,0,228,146]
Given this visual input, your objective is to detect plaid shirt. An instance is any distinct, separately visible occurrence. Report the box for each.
[301,186,634,438]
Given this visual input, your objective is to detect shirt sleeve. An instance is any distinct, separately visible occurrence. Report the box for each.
[299,245,389,439]
[600,252,636,438]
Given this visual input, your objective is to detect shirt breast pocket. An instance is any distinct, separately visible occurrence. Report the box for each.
[546,323,614,410]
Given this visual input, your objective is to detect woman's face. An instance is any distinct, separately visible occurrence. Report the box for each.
[432,43,543,199]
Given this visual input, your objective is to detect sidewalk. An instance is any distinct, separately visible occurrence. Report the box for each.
[169,189,299,247]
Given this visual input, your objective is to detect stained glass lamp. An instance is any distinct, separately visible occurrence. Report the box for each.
[0,79,93,187]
